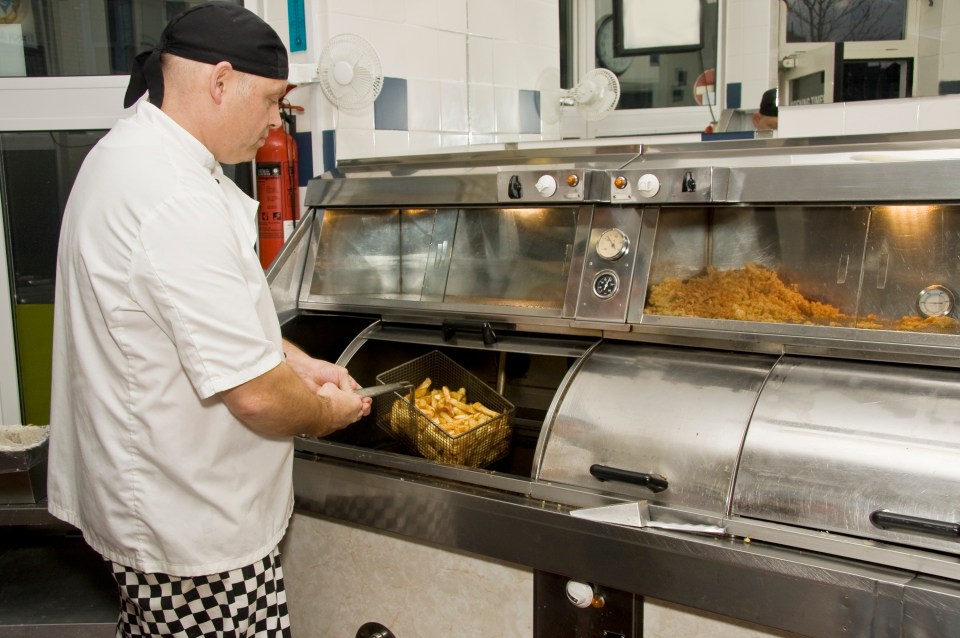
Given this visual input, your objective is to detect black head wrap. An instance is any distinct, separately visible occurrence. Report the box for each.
[759,88,779,117]
[124,2,288,109]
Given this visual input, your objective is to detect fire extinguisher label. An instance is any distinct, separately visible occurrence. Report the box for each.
[256,162,284,240]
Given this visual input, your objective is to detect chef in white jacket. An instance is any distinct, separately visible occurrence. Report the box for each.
[47,4,371,636]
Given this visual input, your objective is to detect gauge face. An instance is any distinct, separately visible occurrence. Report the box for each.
[596,228,629,261]
[917,284,955,317]
[593,271,619,299]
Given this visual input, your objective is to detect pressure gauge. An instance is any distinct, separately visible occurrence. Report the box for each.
[596,228,629,261]
[593,271,620,299]
[917,284,955,318]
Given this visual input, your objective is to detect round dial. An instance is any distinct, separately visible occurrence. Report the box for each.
[595,15,632,76]
[917,284,955,318]
[593,271,620,299]
[535,174,558,197]
[636,173,661,198]
[596,228,629,261]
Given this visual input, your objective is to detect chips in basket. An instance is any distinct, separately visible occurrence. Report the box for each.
[373,351,514,467]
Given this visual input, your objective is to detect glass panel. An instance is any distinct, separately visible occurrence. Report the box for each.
[309,209,437,301]
[859,205,960,333]
[1,130,104,424]
[0,0,241,78]
[786,0,908,44]
[1,130,105,303]
[574,0,718,110]
[645,205,960,334]
[644,206,868,327]
[842,58,912,101]
[443,207,576,309]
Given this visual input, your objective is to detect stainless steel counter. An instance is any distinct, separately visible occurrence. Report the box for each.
[294,452,960,638]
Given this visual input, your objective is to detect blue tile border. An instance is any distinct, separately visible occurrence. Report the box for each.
[726,82,742,109]
[701,130,756,142]
[939,80,960,95]
[294,131,313,186]
[519,89,541,134]
[374,77,409,131]
[321,129,336,173]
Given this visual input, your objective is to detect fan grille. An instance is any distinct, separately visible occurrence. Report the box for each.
[573,68,621,121]
[318,34,384,110]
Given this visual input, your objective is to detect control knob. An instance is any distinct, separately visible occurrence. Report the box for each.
[636,173,660,198]
[535,174,558,197]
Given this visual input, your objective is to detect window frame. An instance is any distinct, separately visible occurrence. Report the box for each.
[0,0,261,423]
[561,0,724,139]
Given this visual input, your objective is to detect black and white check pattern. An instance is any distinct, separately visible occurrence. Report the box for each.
[108,547,291,637]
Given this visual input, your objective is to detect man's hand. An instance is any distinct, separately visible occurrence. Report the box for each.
[283,340,358,393]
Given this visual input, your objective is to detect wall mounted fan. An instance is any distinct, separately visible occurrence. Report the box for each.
[539,67,621,125]
[562,68,621,121]
[315,34,384,110]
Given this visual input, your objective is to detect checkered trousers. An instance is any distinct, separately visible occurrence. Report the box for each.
[108,547,292,638]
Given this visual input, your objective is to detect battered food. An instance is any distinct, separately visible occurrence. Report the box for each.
[645,264,848,325]
[645,263,960,333]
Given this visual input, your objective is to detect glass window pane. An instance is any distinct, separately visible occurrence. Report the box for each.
[560,0,719,110]
[786,0,907,44]
[1,130,105,302]
[309,209,437,301]
[0,0,242,78]
[444,207,577,310]
[645,205,960,335]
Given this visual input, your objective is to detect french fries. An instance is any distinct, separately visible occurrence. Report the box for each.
[401,377,500,436]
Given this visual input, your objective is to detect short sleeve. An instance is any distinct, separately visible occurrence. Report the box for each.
[129,193,281,398]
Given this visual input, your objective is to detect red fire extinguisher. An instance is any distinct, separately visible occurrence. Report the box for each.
[256,98,301,269]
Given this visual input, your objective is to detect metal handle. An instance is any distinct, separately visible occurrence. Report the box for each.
[442,319,499,345]
[355,382,412,398]
[870,510,960,539]
[589,464,669,493]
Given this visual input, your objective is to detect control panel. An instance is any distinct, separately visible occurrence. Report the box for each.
[575,206,643,324]
[609,167,721,204]
[497,169,593,203]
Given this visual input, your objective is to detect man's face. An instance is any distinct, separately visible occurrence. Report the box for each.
[217,73,288,164]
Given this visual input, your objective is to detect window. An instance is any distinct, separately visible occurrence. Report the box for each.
[778,0,920,105]
[560,0,720,136]
[0,0,242,78]
[785,0,908,43]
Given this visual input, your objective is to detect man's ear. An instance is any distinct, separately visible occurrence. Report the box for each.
[209,61,234,105]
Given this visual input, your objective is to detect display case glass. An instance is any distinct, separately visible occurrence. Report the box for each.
[308,207,579,312]
[644,205,960,334]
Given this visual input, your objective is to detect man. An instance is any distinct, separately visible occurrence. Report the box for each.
[753,88,779,131]
[47,4,371,636]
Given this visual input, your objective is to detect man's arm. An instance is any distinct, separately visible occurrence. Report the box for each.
[220,350,371,437]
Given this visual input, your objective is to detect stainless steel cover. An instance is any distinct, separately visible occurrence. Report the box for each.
[537,341,774,513]
[734,355,960,555]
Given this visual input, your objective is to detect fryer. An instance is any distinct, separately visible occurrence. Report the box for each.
[273,134,960,637]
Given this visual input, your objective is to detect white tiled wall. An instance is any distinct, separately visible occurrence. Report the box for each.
[263,1,960,172]
[262,0,560,169]
[723,0,778,116]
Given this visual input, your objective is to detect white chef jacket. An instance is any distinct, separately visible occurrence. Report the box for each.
[48,101,292,576]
